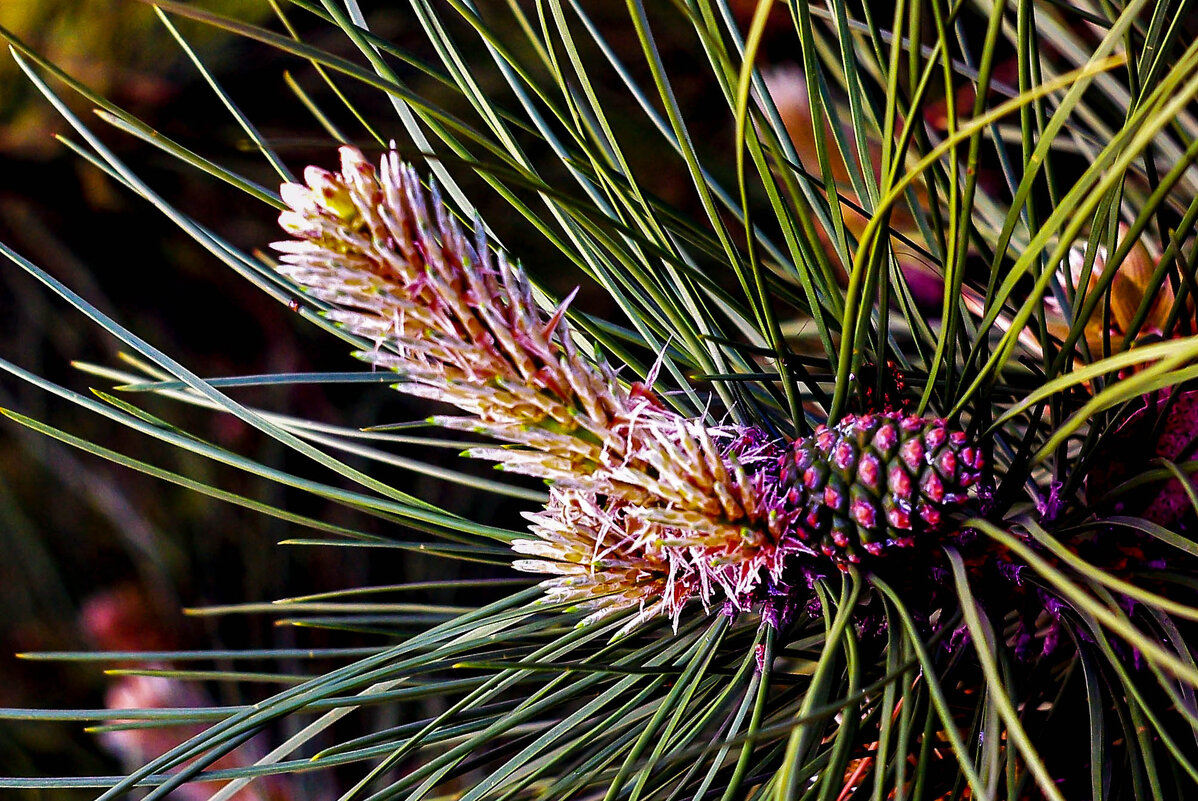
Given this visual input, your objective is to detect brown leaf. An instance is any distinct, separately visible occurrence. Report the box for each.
[1069,225,1175,355]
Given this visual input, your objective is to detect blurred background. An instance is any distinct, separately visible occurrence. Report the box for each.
[0,2,533,796]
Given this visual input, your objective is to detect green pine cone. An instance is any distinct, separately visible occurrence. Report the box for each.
[779,412,985,563]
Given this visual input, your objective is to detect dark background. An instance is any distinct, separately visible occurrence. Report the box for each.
[0,1,533,794]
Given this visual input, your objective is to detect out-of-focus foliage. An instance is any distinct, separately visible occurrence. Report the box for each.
[0,0,268,155]
[0,4,420,796]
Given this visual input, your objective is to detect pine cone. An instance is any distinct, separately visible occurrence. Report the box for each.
[779,412,984,562]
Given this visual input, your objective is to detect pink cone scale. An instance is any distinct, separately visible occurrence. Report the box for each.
[272,147,985,628]
[778,413,984,563]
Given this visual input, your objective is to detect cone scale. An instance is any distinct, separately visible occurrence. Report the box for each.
[777,412,985,564]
